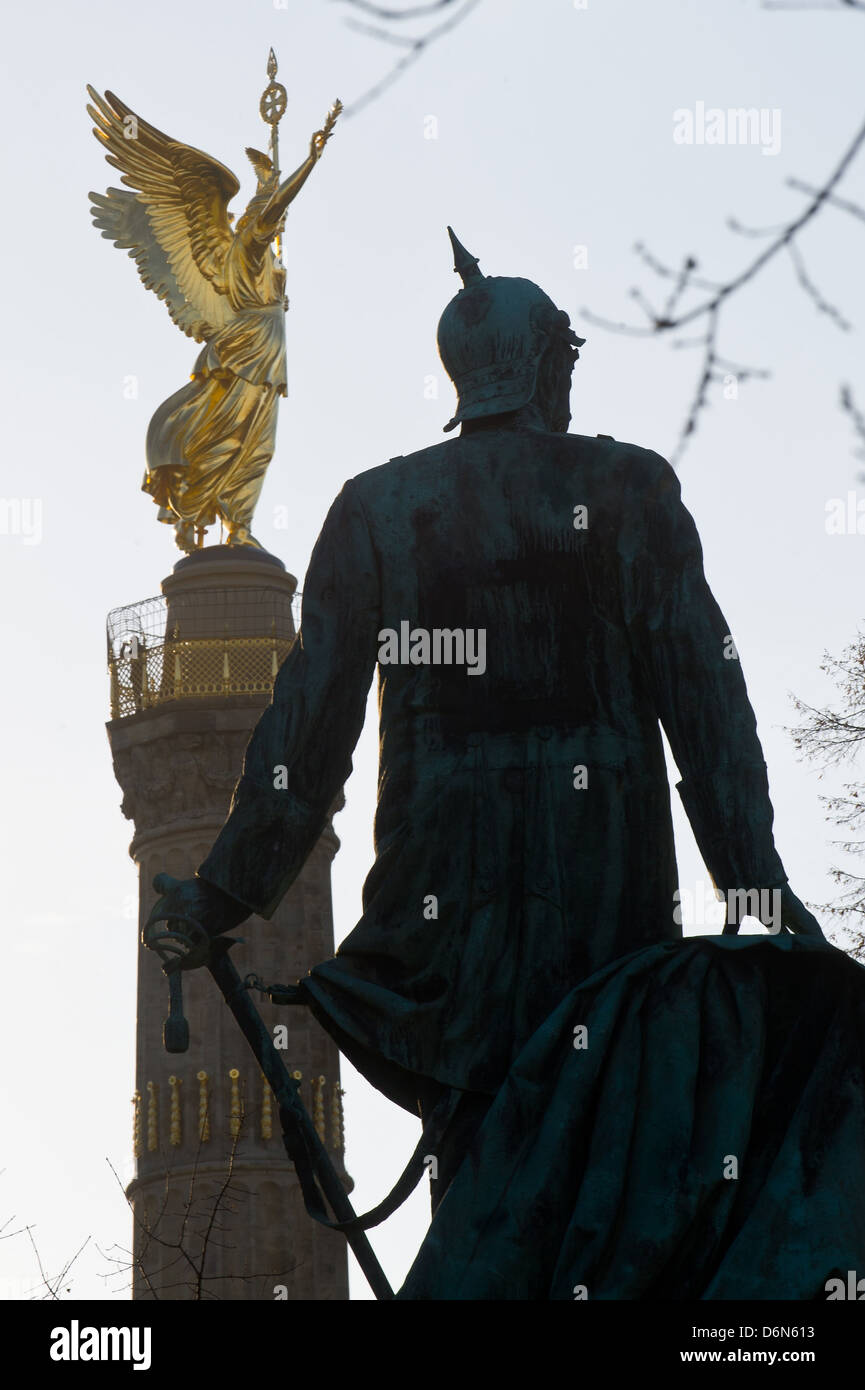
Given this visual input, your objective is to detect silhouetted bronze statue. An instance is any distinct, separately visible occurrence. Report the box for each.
[148,230,865,1300]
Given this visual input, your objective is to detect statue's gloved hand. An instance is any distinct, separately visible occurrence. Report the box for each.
[144,873,251,947]
[724,883,827,940]
[774,885,826,941]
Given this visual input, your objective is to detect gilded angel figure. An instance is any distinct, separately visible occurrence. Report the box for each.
[88,80,340,552]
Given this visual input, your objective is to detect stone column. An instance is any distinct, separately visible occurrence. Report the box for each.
[107,547,350,1301]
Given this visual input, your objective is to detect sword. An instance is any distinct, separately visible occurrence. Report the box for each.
[143,917,393,1301]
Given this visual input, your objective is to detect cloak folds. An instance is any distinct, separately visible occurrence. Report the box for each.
[397,935,865,1300]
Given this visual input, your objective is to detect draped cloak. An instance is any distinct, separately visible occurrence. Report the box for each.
[197,429,789,1110]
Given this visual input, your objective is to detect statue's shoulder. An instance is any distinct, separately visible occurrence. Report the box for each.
[348,440,460,494]
[347,434,675,504]
[567,432,672,483]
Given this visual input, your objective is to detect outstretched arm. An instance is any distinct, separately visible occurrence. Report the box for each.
[256,103,342,243]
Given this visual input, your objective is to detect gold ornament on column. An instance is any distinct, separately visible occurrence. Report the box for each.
[229,1068,242,1138]
[330,1084,345,1153]
[168,1075,182,1147]
[146,1081,159,1152]
[87,53,341,553]
[196,1070,211,1143]
[260,1070,273,1141]
[132,1090,142,1159]
[311,1075,326,1143]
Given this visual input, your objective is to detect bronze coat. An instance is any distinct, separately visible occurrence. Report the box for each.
[198,429,786,1111]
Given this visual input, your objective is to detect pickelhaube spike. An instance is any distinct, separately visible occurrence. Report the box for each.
[447,226,483,286]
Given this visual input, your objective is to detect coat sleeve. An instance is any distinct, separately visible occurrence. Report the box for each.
[620,453,787,895]
[196,478,380,918]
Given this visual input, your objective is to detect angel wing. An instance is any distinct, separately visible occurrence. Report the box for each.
[245,146,275,183]
[87,87,240,342]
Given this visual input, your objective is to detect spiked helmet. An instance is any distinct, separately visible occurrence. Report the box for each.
[437,227,585,432]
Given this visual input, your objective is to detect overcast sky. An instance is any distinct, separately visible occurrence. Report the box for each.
[1,0,864,1300]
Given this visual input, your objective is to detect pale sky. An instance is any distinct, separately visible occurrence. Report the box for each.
[1,0,864,1300]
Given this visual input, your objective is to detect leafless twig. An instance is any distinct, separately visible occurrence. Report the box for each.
[763,0,865,11]
[18,1224,91,1300]
[787,178,865,224]
[786,240,852,330]
[584,112,865,463]
[790,632,865,956]
[335,0,483,117]
[841,384,865,473]
[102,1092,297,1300]
[336,0,464,16]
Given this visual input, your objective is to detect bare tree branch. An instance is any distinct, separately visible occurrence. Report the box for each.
[763,0,865,11]
[102,1089,299,1300]
[15,1224,91,1301]
[787,178,865,224]
[336,0,483,117]
[344,18,419,46]
[336,0,463,17]
[583,110,865,461]
[786,240,853,330]
[633,243,725,296]
[726,214,792,238]
[670,307,719,467]
[790,632,865,956]
[841,384,865,472]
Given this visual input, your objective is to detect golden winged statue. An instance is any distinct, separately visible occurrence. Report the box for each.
[88,58,341,552]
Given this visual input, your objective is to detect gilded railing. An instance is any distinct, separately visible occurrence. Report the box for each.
[108,635,295,719]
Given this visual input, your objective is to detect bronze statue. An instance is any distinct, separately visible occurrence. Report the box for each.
[88,53,340,552]
[146,231,865,1301]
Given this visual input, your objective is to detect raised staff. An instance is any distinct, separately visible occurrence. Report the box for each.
[260,47,287,267]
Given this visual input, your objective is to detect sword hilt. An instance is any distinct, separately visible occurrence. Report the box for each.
[142,915,224,1055]
[165,969,189,1053]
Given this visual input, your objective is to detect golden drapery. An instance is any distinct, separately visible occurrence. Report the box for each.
[143,235,287,551]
